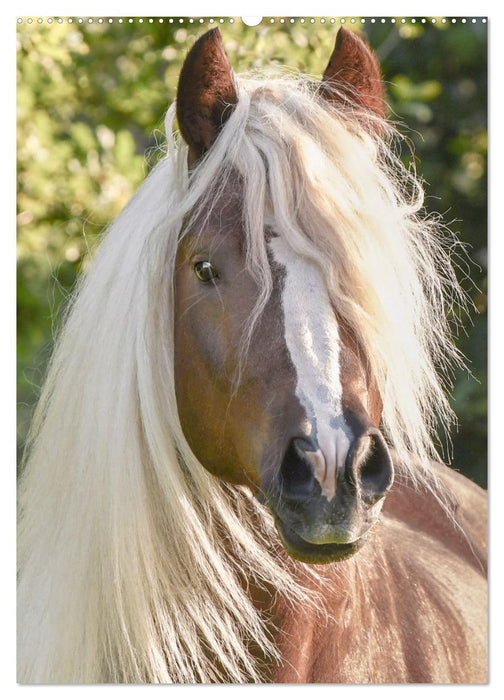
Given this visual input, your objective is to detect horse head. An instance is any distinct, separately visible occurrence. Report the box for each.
[174,28,393,564]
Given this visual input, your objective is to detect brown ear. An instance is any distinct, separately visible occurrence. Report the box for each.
[176,28,238,165]
[320,27,386,120]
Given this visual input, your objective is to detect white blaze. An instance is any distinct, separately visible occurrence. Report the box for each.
[269,237,352,500]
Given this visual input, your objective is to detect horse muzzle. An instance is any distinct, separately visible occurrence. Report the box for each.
[261,427,394,564]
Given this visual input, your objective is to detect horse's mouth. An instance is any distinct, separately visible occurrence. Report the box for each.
[274,516,365,564]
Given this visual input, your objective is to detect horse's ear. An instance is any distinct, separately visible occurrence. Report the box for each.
[176,28,238,166]
[320,27,386,120]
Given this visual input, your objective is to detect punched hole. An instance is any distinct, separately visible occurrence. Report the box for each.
[241,16,263,26]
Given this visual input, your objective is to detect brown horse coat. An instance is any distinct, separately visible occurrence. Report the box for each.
[268,460,487,683]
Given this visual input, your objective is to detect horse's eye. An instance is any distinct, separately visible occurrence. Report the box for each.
[194,260,218,283]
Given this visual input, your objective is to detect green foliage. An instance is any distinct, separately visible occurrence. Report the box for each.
[17,19,487,486]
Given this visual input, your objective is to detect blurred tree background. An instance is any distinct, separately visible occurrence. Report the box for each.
[17,17,487,486]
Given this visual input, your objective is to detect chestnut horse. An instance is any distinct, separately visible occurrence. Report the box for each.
[18,28,487,683]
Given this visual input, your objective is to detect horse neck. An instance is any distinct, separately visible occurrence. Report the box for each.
[245,549,361,682]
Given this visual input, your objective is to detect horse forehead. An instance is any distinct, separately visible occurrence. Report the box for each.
[268,236,341,362]
[189,177,244,237]
[268,237,335,327]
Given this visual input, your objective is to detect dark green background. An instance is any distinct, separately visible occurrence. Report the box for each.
[17,17,487,486]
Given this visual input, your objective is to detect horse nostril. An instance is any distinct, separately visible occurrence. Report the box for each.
[279,438,315,501]
[351,431,394,503]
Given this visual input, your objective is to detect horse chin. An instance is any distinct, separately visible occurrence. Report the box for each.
[274,516,366,564]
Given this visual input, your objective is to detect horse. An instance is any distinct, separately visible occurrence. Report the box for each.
[17,27,487,683]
